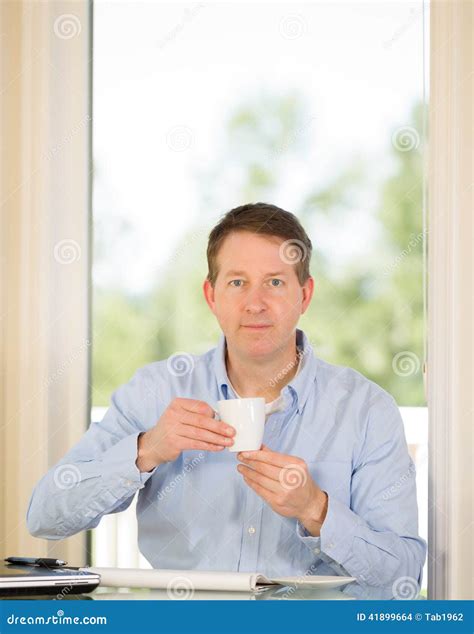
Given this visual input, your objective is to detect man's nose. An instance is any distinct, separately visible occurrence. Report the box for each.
[243,287,267,313]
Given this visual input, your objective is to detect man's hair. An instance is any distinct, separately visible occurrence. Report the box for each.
[206,202,312,287]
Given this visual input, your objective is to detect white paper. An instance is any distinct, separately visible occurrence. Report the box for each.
[80,567,355,593]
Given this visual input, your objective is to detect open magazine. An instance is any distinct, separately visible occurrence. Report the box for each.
[81,567,356,593]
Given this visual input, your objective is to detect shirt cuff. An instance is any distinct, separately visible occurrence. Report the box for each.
[296,494,365,573]
[101,432,158,492]
[296,520,322,554]
[319,495,364,568]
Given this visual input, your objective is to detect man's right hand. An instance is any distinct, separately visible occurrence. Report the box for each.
[136,398,235,472]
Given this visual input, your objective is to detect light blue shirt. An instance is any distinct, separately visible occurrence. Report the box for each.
[27,329,426,599]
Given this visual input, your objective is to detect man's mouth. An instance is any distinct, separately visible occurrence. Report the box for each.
[241,324,272,330]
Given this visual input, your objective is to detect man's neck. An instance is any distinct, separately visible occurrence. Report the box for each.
[225,339,300,403]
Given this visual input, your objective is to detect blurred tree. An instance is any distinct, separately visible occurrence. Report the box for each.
[301,103,425,404]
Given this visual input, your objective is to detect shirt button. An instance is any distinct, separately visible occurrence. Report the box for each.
[248,526,256,535]
[328,542,335,549]
[313,547,320,554]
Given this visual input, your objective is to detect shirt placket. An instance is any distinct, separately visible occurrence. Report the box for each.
[238,486,264,571]
[237,411,288,571]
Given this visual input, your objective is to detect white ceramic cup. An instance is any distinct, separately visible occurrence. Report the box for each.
[217,397,266,452]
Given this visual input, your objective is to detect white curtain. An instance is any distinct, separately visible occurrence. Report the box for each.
[428,0,473,600]
[0,1,91,564]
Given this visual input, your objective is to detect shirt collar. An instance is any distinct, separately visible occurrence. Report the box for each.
[213,327,318,415]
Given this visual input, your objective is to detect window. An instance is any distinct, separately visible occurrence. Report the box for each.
[92,1,428,593]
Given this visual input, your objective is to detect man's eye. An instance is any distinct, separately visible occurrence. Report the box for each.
[229,280,243,287]
[270,279,283,287]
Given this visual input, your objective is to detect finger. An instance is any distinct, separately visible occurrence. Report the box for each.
[242,473,278,504]
[177,425,234,448]
[174,398,215,418]
[178,410,235,437]
[177,438,226,452]
[236,459,281,481]
[237,448,299,468]
[238,464,280,493]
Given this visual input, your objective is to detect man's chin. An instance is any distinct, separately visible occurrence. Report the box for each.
[237,331,276,356]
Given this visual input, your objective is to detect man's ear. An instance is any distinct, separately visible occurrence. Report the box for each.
[301,276,315,315]
[203,278,217,315]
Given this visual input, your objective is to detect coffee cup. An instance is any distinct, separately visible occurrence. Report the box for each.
[217,397,265,452]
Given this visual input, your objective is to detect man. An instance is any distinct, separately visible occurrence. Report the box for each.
[27,202,426,599]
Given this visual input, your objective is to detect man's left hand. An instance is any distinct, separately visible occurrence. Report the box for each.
[237,445,328,536]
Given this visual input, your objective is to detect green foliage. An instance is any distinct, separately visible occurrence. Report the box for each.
[302,103,425,405]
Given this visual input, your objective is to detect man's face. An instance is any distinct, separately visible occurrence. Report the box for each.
[203,231,314,360]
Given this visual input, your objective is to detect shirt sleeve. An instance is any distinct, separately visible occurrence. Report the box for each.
[26,367,160,540]
[296,395,427,593]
